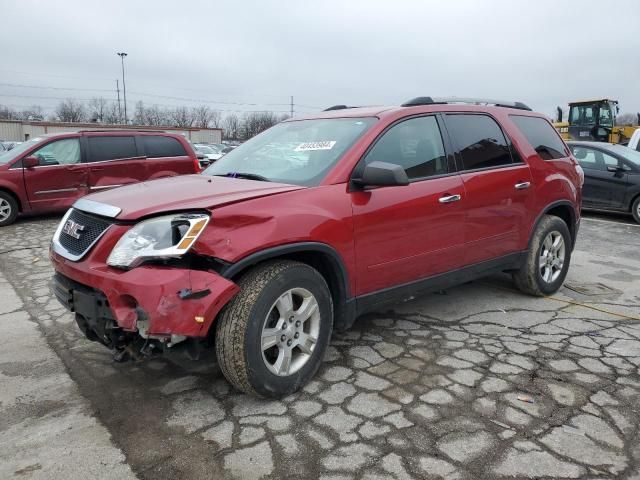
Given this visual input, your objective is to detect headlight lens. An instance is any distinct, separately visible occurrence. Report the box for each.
[107,213,210,268]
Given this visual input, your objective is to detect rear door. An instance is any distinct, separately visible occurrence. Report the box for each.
[23,137,89,211]
[139,135,196,177]
[443,114,534,265]
[570,145,628,208]
[351,115,466,295]
[86,135,146,192]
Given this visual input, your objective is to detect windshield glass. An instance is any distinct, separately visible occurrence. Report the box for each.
[203,117,376,186]
[0,138,41,165]
[195,145,214,154]
[608,144,640,166]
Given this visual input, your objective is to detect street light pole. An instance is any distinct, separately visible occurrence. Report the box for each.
[117,52,128,124]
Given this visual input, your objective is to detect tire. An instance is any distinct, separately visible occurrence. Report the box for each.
[0,191,18,227]
[215,260,333,397]
[512,215,572,297]
[632,197,640,224]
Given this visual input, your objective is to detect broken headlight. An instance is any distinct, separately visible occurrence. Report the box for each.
[107,213,210,268]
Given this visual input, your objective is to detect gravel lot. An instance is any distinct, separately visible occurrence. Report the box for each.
[1,212,639,479]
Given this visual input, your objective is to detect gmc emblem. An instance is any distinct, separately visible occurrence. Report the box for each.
[62,219,85,239]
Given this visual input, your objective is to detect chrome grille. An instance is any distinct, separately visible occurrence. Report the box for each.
[55,209,113,259]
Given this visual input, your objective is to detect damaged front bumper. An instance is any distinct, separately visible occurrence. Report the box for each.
[51,251,240,358]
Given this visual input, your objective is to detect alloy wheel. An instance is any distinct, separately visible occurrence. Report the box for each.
[539,231,565,283]
[0,199,11,222]
[261,287,321,376]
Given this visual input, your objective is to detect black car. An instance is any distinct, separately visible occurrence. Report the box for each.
[568,141,640,223]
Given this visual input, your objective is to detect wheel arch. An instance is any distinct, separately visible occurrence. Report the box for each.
[221,242,355,330]
[0,186,22,212]
[530,200,578,248]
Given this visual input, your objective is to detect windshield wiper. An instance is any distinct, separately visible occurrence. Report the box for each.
[214,172,270,182]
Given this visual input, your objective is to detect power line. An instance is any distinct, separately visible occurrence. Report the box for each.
[0,82,323,110]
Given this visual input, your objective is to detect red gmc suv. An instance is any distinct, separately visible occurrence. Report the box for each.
[0,130,200,226]
[50,97,583,397]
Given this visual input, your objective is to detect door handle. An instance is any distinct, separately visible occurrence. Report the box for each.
[515,181,531,190]
[438,194,461,204]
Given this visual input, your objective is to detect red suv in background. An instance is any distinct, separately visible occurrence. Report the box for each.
[50,97,583,397]
[0,130,200,226]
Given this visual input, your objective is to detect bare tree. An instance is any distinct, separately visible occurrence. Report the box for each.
[170,106,194,128]
[223,113,240,140]
[103,102,121,124]
[0,105,14,120]
[55,98,86,123]
[617,112,638,126]
[241,111,280,139]
[192,105,215,128]
[210,110,222,128]
[133,101,147,125]
[88,97,109,122]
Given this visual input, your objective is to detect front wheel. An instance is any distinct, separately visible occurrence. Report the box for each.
[513,215,572,296]
[215,260,333,397]
[632,197,640,224]
[0,191,18,227]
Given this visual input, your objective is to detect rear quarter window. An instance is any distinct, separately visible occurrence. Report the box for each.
[141,135,187,158]
[510,115,568,160]
[88,136,138,162]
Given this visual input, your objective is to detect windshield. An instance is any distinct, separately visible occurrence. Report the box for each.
[0,138,41,164]
[608,144,640,166]
[203,117,376,186]
[195,145,215,154]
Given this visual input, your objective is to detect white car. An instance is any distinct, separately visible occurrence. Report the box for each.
[194,144,223,161]
[629,129,640,152]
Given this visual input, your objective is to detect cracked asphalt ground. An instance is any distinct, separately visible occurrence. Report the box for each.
[1,213,639,480]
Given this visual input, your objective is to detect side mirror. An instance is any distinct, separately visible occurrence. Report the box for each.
[23,156,39,168]
[606,165,624,173]
[353,161,409,188]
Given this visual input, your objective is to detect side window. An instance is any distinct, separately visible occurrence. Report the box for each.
[445,114,512,170]
[141,135,187,158]
[363,116,447,180]
[88,136,138,162]
[601,151,629,171]
[571,146,602,170]
[510,115,568,160]
[32,138,81,166]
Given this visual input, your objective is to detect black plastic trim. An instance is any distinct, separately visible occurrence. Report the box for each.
[355,252,527,315]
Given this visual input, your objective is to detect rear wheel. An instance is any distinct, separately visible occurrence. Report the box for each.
[0,191,18,227]
[632,197,640,224]
[513,215,571,296]
[215,260,333,397]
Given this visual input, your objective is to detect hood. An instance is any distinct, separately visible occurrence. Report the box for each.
[77,174,304,220]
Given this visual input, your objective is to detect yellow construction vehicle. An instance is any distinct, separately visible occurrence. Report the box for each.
[553,98,639,144]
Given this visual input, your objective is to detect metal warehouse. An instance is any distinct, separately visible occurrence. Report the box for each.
[0,119,223,144]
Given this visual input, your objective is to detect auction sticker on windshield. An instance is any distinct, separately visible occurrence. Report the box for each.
[295,141,336,151]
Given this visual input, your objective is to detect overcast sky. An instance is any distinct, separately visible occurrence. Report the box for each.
[1,0,639,119]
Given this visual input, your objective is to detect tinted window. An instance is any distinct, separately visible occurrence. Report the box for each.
[446,114,512,170]
[571,146,601,170]
[511,115,567,160]
[88,136,137,162]
[32,138,81,166]
[142,135,187,158]
[363,116,447,179]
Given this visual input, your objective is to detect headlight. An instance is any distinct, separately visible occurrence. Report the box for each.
[107,213,210,268]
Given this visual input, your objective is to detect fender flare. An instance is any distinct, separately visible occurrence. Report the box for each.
[219,242,355,330]
[529,200,578,249]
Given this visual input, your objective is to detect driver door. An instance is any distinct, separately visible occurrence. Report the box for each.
[23,137,89,211]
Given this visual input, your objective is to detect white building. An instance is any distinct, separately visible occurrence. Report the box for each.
[0,119,223,144]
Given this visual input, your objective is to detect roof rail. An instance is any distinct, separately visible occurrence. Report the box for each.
[401,97,532,111]
[323,105,352,111]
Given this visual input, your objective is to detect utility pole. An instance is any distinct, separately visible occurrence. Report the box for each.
[115,79,122,123]
[117,52,128,123]
[290,96,294,118]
